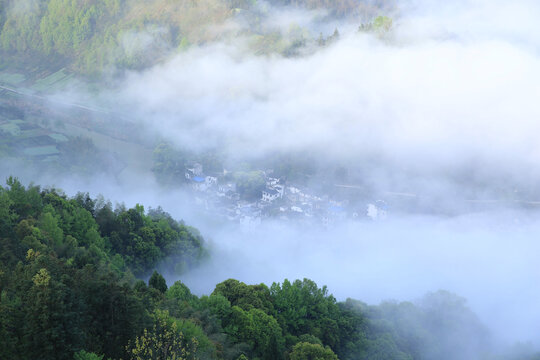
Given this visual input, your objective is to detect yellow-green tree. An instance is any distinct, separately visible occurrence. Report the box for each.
[289,342,339,360]
[372,16,393,36]
[126,310,198,360]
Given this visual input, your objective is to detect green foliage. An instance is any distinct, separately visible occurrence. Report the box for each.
[175,317,217,359]
[290,342,339,360]
[0,178,513,360]
[96,201,205,276]
[0,178,206,359]
[213,278,275,315]
[224,306,285,360]
[234,171,266,200]
[152,142,223,187]
[39,210,64,246]
[74,350,104,360]
[0,186,16,238]
[40,0,96,55]
[167,279,197,304]
[6,176,42,220]
[152,142,187,187]
[344,291,491,360]
[358,15,393,39]
[298,334,323,345]
[0,0,393,77]
[246,308,285,360]
[372,16,393,33]
[199,293,232,324]
[126,310,199,360]
[0,0,45,53]
[148,270,167,293]
[270,278,340,347]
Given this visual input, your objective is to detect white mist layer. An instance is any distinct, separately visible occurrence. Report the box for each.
[116,0,540,187]
[30,170,540,348]
[177,213,540,347]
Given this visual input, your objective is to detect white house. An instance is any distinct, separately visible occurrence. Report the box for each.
[262,188,281,202]
[273,184,284,195]
[367,200,387,220]
[266,177,280,186]
[192,176,206,191]
[205,176,218,186]
[291,206,303,213]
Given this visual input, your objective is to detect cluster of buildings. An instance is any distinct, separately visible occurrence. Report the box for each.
[183,163,388,227]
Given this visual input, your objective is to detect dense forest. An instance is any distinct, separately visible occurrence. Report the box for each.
[0,0,393,77]
[0,178,536,360]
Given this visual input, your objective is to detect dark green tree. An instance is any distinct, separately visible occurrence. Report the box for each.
[149,270,167,294]
[152,142,186,186]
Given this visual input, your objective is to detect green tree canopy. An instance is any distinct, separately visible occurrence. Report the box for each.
[290,342,339,360]
[149,270,167,293]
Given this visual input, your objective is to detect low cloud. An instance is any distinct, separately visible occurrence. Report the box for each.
[175,212,540,347]
[113,0,540,201]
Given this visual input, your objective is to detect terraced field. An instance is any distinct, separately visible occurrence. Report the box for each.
[0,69,153,179]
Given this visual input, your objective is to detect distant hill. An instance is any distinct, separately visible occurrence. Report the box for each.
[0,0,393,77]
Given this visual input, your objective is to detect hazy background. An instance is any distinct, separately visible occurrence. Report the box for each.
[101,0,540,202]
[4,0,540,353]
[30,171,539,349]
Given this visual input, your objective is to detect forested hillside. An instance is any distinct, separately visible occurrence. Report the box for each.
[0,178,533,360]
[1,0,539,357]
[0,0,392,77]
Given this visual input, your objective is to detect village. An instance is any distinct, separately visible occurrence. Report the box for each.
[183,162,388,227]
